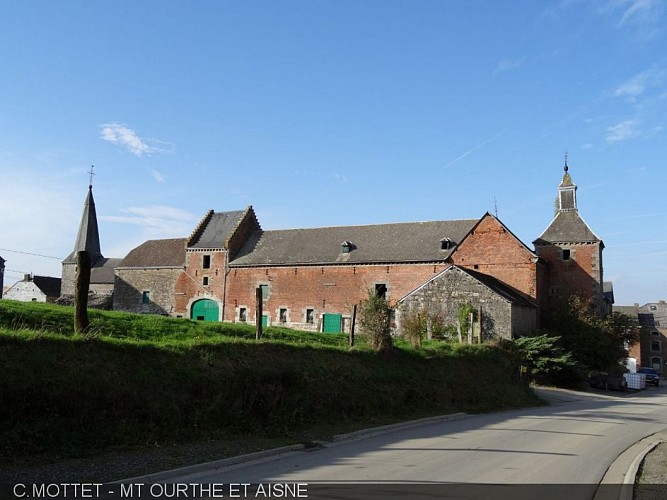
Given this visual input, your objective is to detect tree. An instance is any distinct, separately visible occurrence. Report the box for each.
[551,295,639,372]
[358,289,393,352]
[513,334,575,385]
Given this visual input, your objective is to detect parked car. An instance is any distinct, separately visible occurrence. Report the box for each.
[637,367,660,386]
[587,371,627,391]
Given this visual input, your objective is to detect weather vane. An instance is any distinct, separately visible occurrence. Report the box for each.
[89,165,95,187]
[564,150,568,172]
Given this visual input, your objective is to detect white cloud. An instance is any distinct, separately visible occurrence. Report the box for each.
[102,205,198,236]
[613,69,664,99]
[614,0,663,27]
[148,168,165,182]
[606,119,639,142]
[493,58,524,75]
[100,122,158,156]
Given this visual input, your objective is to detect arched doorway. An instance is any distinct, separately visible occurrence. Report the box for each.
[191,299,219,321]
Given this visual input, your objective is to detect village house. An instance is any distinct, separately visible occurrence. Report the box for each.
[615,302,667,373]
[4,274,61,303]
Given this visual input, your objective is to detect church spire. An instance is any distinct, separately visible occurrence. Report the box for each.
[71,171,103,263]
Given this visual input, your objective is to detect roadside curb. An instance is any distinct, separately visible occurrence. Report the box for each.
[115,412,467,484]
[113,444,305,484]
[594,430,667,500]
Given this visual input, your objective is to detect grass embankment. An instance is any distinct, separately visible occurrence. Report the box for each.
[0,301,541,463]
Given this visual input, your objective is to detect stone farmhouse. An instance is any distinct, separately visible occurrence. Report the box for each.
[615,302,667,373]
[64,162,611,341]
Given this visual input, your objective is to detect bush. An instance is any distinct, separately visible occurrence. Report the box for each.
[358,290,393,352]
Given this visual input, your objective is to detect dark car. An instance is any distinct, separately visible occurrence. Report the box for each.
[638,367,660,386]
[587,371,627,391]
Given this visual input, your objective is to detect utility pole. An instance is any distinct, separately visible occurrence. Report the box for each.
[74,250,91,334]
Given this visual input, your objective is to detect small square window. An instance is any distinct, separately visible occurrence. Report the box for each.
[142,291,151,304]
[375,283,387,298]
[202,255,211,269]
[562,249,571,261]
[239,307,247,322]
[203,277,209,286]
[306,309,314,324]
[279,308,287,323]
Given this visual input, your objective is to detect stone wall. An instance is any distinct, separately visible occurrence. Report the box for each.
[397,267,536,340]
[114,267,183,315]
[4,281,48,303]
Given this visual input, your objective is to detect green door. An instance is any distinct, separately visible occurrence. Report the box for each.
[262,315,268,327]
[191,299,219,321]
[322,313,342,333]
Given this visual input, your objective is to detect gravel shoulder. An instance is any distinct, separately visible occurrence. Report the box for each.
[635,442,667,500]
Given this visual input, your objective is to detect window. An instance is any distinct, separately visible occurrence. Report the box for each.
[650,305,657,311]
[279,308,287,323]
[652,331,660,336]
[440,238,453,250]
[562,249,571,261]
[239,307,247,322]
[142,291,151,304]
[203,277,209,286]
[375,283,387,299]
[202,255,211,269]
[306,308,314,324]
[651,340,661,352]
[260,284,269,299]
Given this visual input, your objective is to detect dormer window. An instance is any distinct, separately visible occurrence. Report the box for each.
[341,241,353,254]
[440,237,454,250]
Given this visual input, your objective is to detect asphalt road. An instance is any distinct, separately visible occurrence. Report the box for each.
[136,386,667,500]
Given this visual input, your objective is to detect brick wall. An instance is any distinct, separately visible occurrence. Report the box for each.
[536,241,604,319]
[450,215,539,302]
[223,263,451,331]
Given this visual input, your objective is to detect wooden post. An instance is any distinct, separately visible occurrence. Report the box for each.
[255,286,263,340]
[74,250,91,334]
[468,312,473,344]
[350,304,357,347]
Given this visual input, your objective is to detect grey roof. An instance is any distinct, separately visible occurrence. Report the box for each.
[534,210,602,245]
[119,238,187,268]
[399,265,536,308]
[230,219,479,267]
[189,210,247,249]
[32,276,61,298]
[613,304,639,317]
[64,186,103,263]
[90,258,123,284]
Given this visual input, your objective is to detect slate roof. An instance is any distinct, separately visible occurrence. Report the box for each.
[90,258,123,284]
[534,210,602,245]
[399,265,536,308]
[32,276,62,298]
[118,238,187,268]
[64,186,103,263]
[230,219,479,267]
[188,210,248,249]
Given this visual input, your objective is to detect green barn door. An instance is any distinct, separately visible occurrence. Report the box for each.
[322,313,342,333]
[261,315,268,327]
[191,299,219,321]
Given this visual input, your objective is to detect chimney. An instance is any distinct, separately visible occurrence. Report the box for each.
[23,273,32,281]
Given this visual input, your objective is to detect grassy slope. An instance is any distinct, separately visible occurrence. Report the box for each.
[0,301,541,461]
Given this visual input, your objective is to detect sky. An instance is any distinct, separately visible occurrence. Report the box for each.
[0,0,666,306]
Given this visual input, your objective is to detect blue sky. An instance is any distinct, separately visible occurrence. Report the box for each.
[1,0,665,306]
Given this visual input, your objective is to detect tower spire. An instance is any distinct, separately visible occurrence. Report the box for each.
[564,150,568,172]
